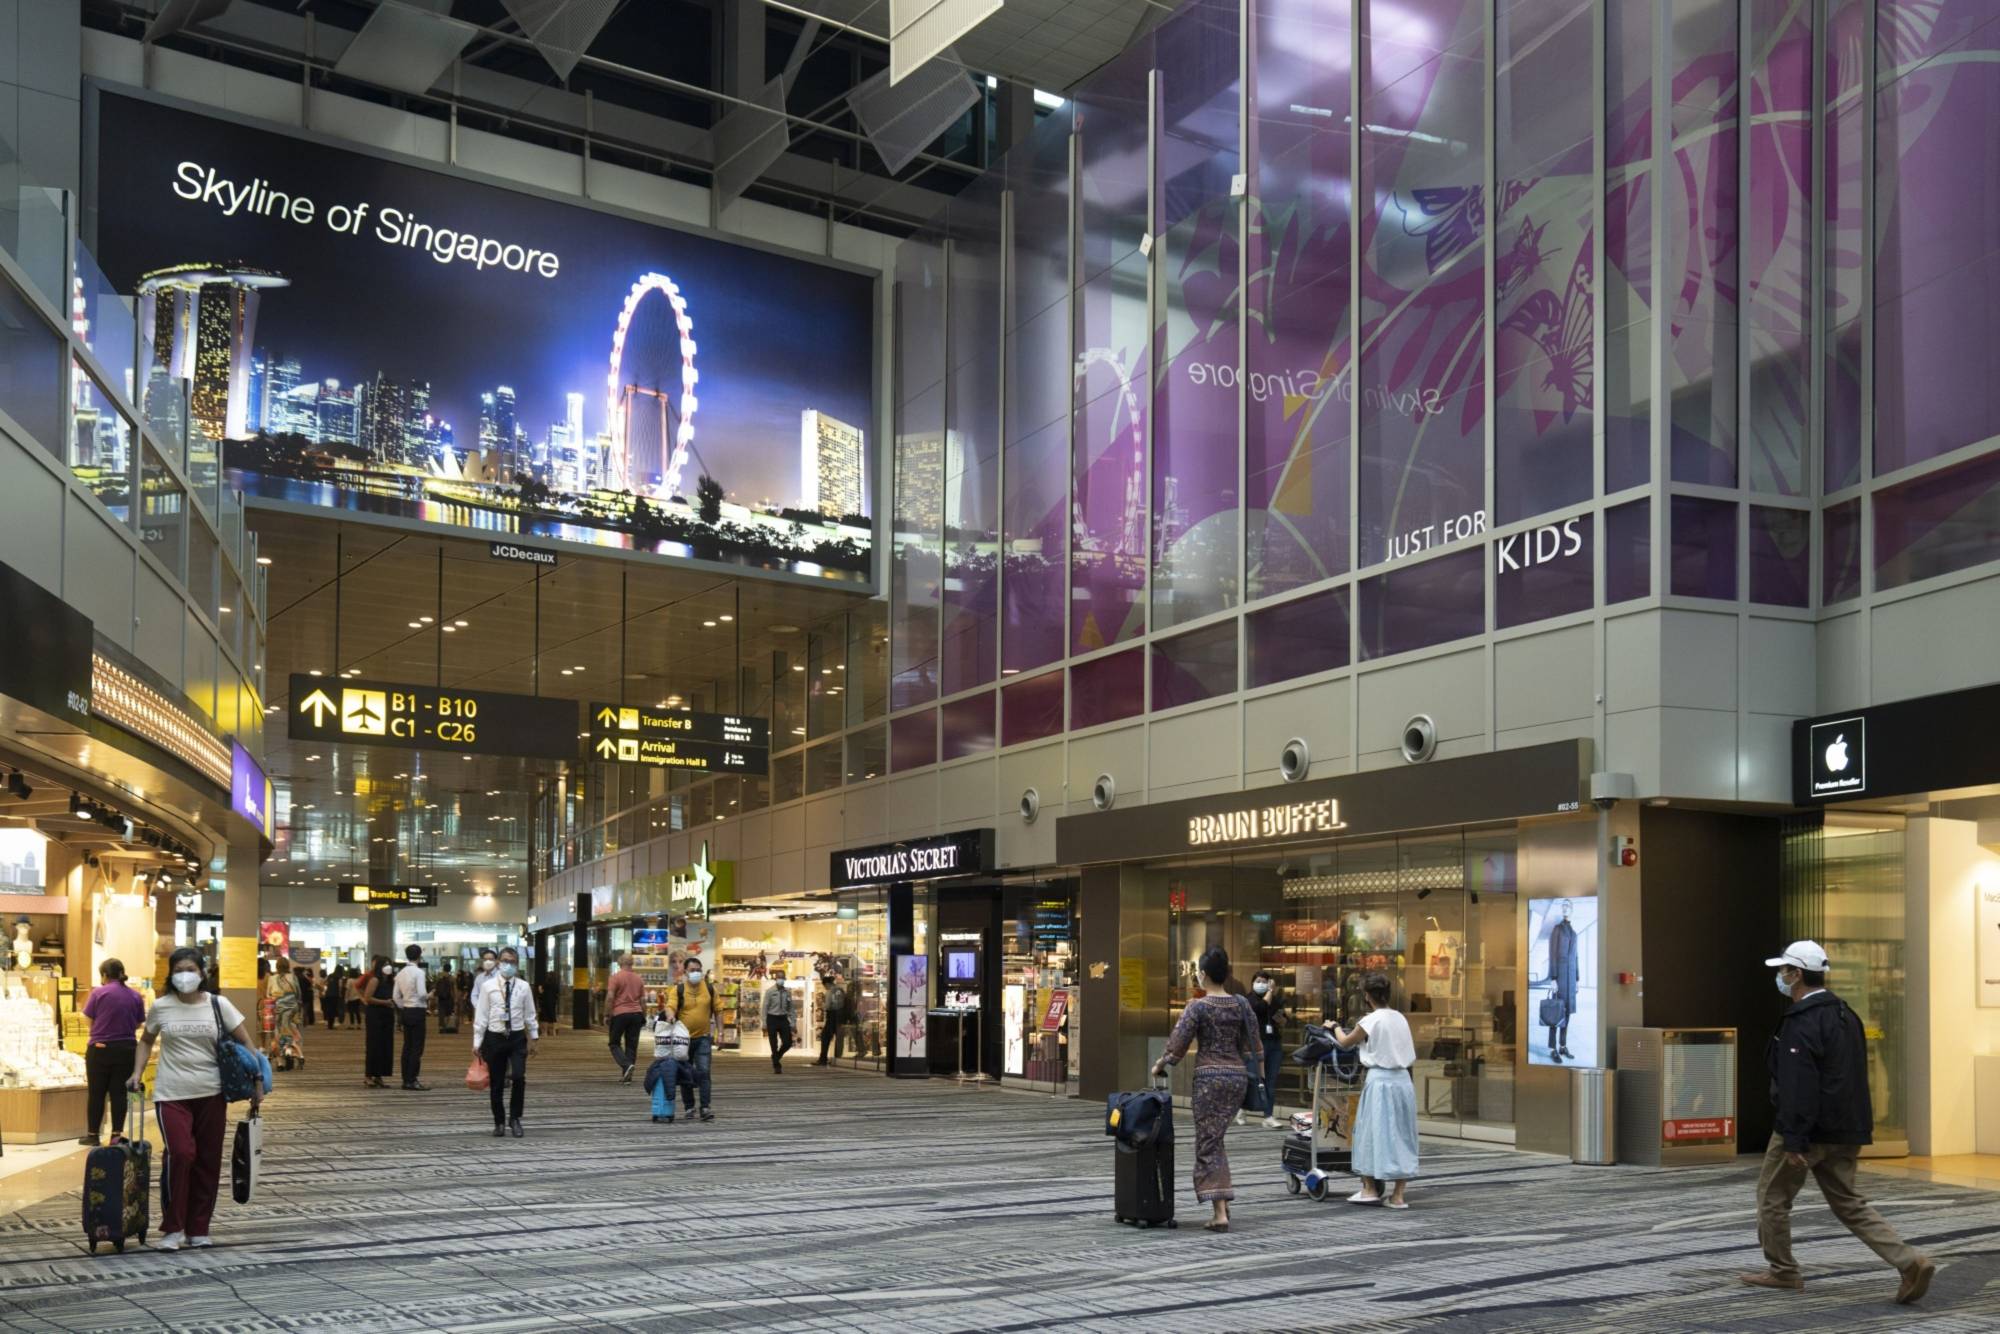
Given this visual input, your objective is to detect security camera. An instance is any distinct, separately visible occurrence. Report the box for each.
[1592,794,1617,812]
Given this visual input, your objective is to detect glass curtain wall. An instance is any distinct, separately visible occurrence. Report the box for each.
[884,0,2000,769]
[1157,827,1518,1136]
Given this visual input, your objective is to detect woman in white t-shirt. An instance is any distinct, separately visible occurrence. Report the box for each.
[126,946,261,1250]
[1326,971,1419,1208]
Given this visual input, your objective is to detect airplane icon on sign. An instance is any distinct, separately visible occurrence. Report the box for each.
[342,689,388,737]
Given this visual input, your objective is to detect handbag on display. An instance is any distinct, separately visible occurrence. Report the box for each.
[230,1113,262,1204]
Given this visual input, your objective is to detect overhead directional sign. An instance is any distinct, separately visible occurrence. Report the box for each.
[336,883,438,908]
[586,702,770,775]
[290,675,577,759]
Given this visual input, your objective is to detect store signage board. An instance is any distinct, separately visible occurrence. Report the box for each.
[231,743,275,839]
[1793,683,2000,805]
[831,829,996,888]
[1057,740,1592,866]
[1187,797,1344,848]
[289,675,576,759]
[1806,718,1865,798]
[0,558,93,721]
[337,883,438,908]
[587,703,770,775]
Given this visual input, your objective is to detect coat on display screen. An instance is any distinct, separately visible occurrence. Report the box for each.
[91,92,877,583]
[1526,896,1597,1068]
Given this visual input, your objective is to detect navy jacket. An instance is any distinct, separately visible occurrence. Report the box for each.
[1768,990,1874,1153]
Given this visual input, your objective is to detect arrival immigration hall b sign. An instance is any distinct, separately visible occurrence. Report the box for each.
[587,703,770,774]
[288,675,578,760]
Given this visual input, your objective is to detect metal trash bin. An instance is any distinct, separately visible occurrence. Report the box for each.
[1570,1067,1616,1165]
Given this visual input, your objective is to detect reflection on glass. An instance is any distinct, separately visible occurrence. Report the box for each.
[70,360,134,521]
[139,445,185,579]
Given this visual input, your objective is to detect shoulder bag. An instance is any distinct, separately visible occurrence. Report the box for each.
[211,997,263,1103]
[1233,995,1268,1112]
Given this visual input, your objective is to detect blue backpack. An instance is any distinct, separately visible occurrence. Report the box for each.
[211,997,265,1102]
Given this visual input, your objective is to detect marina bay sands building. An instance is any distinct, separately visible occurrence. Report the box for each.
[136,263,290,441]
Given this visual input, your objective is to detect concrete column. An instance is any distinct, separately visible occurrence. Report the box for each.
[571,891,592,1030]
[219,826,263,1027]
[0,1,85,199]
[365,815,398,962]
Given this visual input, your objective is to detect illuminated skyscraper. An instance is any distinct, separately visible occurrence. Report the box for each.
[315,379,356,447]
[246,353,268,434]
[137,264,290,441]
[267,357,300,434]
[800,409,867,519]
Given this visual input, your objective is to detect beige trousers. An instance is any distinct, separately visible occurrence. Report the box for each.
[1756,1134,1918,1279]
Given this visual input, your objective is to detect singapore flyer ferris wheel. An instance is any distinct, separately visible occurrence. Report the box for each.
[606,271,699,501]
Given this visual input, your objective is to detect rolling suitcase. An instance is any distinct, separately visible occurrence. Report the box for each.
[82,1090,150,1254]
[1110,1080,1177,1229]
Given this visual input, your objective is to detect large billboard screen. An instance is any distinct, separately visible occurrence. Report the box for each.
[92,92,876,583]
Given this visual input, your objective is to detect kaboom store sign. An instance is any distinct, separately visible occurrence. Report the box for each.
[92,92,878,582]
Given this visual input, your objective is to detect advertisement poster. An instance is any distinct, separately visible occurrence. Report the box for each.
[894,954,928,1059]
[0,829,47,894]
[1003,983,1027,1076]
[94,92,876,582]
[1980,881,2000,1008]
[1527,896,1598,1067]
[259,921,290,954]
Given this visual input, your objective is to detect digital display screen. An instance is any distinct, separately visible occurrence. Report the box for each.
[1527,895,1598,1067]
[632,929,670,949]
[93,92,877,583]
[946,949,977,981]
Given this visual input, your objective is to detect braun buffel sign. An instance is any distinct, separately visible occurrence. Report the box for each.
[1188,798,1345,848]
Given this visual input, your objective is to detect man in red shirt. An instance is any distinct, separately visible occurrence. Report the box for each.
[606,952,647,1083]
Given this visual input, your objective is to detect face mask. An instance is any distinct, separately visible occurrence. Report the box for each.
[1775,971,1794,997]
[685,970,703,984]
[170,970,202,994]
[1253,981,1270,995]
[481,959,496,972]
[500,962,518,978]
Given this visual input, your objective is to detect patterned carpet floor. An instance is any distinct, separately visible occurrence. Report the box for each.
[2,1026,1998,1332]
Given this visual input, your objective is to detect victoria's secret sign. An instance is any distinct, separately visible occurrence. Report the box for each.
[830,829,995,889]
[1188,798,1345,847]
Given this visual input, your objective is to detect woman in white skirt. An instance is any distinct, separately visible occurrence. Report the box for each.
[1326,971,1418,1208]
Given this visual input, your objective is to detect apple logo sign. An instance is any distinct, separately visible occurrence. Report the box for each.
[1824,734,1849,773]
[1809,717,1864,795]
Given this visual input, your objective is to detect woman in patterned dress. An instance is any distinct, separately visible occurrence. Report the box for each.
[1152,946,1262,1232]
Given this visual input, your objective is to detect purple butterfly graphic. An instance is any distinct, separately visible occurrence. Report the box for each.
[1398,186,1484,273]
[1500,242,1594,421]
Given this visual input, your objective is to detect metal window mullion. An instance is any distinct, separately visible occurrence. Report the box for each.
[1145,67,1160,691]
[1237,0,1253,779]
[1483,0,1498,750]
[1593,0,1609,757]
[999,188,1013,694]
[1348,0,1364,713]
[1857,0,1877,702]
[1809,0,1827,611]
[1066,116,1082,733]
[1649,0,1670,600]
[939,236,952,712]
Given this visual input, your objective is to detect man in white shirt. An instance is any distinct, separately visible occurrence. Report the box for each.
[473,946,539,1137]
[392,943,430,1090]
[469,948,500,1012]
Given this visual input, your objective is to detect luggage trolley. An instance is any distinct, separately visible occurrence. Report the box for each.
[1282,1028,1362,1201]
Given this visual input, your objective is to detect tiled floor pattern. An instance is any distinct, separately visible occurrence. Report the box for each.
[2,1027,1997,1332]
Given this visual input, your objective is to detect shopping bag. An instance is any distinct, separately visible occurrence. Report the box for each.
[466,1056,491,1091]
[230,1114,262,1205]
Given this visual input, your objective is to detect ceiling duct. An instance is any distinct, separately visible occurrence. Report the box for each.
[333,0,479,97]
[846,49,981,176]
[498,0,622,84]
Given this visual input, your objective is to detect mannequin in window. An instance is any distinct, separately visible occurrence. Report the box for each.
[1545,899,1579,1061]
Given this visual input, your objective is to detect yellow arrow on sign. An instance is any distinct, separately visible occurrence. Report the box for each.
[594,736,618,758]
[595,706,617,727]
[299,689,336,726]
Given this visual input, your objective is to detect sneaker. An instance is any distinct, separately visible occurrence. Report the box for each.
[152,1232,186,1252]
[1234,1111,1245,1126]
[403,1082,430,1091]
[1896,1257,1937,1305]
[621,1065,635,1084]
[1261,1117,1282,1129]
[1738,1271,1803,1292]
[699,1110,715,1122]
[188,1236,214,1249]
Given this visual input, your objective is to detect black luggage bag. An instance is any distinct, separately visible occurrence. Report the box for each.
[1110,1082,1177,1229]
[82,1090,150,1254]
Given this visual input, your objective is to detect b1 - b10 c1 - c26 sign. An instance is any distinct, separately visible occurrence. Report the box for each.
[92,91,876,584]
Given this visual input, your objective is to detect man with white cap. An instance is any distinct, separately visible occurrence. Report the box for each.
[1742,940,1935,1304]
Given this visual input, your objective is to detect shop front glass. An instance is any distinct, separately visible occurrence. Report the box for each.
[1817,813,1908,1152]
[999,884,1078,1090]
[1162,828,1520,1137]
[829,889,889,1068]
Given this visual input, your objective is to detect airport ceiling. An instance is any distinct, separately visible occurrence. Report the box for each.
[92,0,1166,231]
[252,510,868,903]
